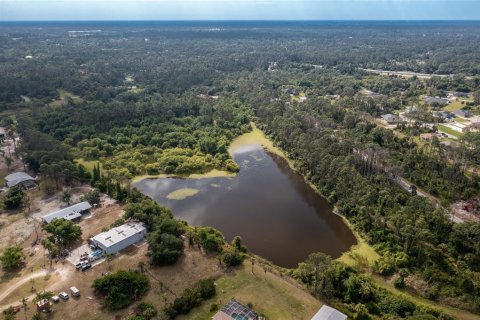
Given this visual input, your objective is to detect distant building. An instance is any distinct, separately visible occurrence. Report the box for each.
[437,111,455,120]
[42,201,92,224]
[445,123,469,133]
[405,105,420,113]
[213,299,259,320]
[420,133,435,141]
[453,110,473,118]
[311,305,348,320]
[441,141,460,148]
[452,92,470,98]
[424,96,449,105]
[92,222,146,255]
[381,114,398,124]
[5,172,37,189]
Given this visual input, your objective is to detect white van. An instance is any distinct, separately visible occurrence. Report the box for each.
[70,286,80,297]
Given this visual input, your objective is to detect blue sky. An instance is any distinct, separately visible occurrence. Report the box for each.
[1,0,480,21]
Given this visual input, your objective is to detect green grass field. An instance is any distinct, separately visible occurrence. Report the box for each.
[182,261,321,320]
[75,158,103,173]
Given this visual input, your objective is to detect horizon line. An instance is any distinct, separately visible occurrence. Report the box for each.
[1,19,480,22]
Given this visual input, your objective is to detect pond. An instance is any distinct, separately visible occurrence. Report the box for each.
[133,140,356,268]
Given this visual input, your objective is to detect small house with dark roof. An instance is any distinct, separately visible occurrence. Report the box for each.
[5,172,37,189]
[213,299,260,320]
[311,305,348,320]
[453,110,473,118]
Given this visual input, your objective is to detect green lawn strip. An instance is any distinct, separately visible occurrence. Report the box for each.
[437,125,463,138]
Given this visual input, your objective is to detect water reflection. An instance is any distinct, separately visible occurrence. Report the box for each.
[133,145,356,268]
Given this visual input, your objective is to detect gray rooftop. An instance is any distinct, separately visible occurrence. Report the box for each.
[42,201,92,224]
[311,305,348,320]
[216,299,259,320]
[424,96,448,104]
[92,222,146,248]
[5,172,36,188]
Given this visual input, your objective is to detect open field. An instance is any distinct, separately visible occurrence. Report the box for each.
[49,89,82,108]
[181,260,321,320]
[75,159,103,174]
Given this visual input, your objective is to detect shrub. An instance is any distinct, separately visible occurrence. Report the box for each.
[164,278,216,318]
[3,185,25,209]
[0,246,25,271]
[92,270,149,310]
[394,275,406,289]
[197,227,224,253]
[221,249,244,267]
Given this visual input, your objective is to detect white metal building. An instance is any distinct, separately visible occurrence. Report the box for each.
[91,222,146,255]
[42,201,92,224]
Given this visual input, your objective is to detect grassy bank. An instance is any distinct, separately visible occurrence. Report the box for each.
[181,260,321,320]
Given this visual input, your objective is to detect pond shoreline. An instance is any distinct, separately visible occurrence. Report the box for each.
[134,123,365,267]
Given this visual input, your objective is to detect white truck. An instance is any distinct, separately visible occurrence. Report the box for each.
[70,286,80,297]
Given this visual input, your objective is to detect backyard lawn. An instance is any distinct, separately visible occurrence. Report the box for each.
[182,260,321,320]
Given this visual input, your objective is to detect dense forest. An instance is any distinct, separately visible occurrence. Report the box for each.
[1,21,480,319]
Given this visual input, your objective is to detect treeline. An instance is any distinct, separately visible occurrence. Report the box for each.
[246,90,480,311]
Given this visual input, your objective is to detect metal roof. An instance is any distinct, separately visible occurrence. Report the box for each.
[92,222,146,248]
[42,201,92,224]
[311,305,348,320]
[5,172,36,188]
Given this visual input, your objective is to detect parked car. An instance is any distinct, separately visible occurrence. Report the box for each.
[58,292,69,300]
[81,263,92,271]
[75,261,87,270]
[51,296,60,303]
[70,286,80,297]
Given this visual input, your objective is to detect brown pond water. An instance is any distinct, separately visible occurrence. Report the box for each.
[133,144,356,268]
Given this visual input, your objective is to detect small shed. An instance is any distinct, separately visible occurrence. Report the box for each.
[311,305,348,320]
[5,172,37,189]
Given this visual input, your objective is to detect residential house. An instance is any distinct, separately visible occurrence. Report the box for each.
[213,299,260,320]
[5,172,37,189]
[424,96,449,105]
[453,109,473,118]
[311,305,348,320]
[381,114,398,124]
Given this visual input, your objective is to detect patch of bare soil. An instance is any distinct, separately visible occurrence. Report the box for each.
[450,198,480,222]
